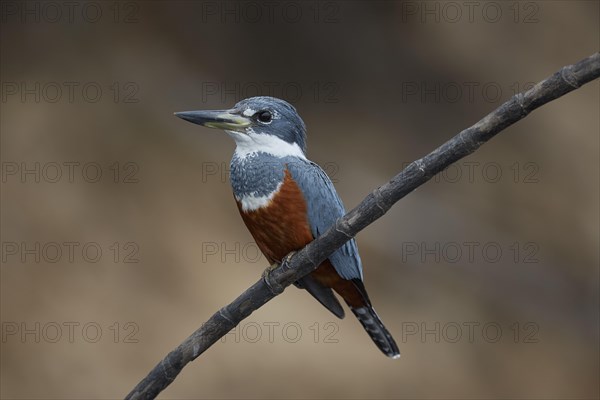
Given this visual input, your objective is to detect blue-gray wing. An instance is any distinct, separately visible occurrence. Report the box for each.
[286,158,363,281]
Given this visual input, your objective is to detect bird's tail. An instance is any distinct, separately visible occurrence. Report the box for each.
[351,305,400,359]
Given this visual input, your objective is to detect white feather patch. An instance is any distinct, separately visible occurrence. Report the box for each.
[236,181,283,212]
[242,108,256,117]
[227,129,306,160]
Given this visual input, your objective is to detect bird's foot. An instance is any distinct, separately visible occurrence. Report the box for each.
[262,262,279,279]
[280,251,297,270]
[262,251,296,295]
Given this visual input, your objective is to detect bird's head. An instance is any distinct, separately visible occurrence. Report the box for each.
[175,96,307,157]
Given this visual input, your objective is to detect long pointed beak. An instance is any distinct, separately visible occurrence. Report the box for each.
[174,109,252,131]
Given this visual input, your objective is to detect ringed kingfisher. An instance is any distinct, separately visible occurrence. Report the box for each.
[175,96,399,358]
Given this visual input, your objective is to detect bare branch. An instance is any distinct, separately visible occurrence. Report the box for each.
[125,52,600,400]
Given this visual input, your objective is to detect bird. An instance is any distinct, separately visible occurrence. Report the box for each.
[175,96,399,358]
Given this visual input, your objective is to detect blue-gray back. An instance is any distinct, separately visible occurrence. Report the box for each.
[230,153,363,281]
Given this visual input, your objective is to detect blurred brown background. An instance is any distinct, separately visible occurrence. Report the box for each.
[1,1,598,399]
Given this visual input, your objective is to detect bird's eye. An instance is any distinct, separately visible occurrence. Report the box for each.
[255,110,272,124]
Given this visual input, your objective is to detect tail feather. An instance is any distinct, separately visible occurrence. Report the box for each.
[295,276,345,319]
[352,306,400,359]
[304,267,399,357]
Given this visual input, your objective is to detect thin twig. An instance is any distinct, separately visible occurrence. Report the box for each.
[126,52,599,400]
